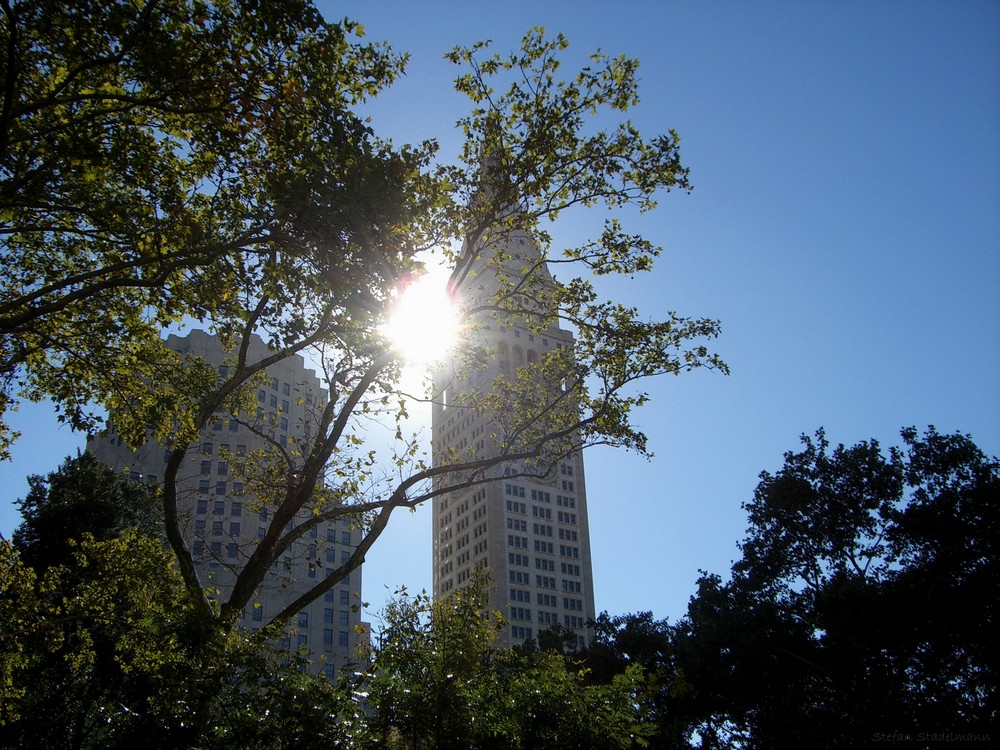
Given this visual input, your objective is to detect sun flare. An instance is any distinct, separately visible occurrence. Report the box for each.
[383,268,460,368]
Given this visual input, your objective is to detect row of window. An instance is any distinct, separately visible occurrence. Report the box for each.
[198,480,243,496]
[194,519,241,537]
[322,630,351,647]
[308,609,351,626]
[509,607,584,624]
[324,589,352,605]
[193,540,238,559]
[508,575,584,598]
[510,607,531,621]
[508,535,528,549]
[506,500,527,514]
[511,626,533,640]
[256,391,291,414]
[198,443,247,457]
[531,489,551,503]
[196,498,243,515]
[196,502,353,544]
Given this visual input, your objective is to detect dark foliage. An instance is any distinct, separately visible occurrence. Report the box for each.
[581,428,998,749]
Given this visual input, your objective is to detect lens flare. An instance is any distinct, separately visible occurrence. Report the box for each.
[383,269,459,367]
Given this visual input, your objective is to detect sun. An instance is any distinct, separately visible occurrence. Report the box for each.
[382,267,460,368]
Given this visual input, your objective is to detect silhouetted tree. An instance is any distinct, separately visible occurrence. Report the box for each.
[669,427,998,748]
[11,452,159,569]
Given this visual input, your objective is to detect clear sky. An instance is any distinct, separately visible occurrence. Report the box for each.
[1,1,997,627]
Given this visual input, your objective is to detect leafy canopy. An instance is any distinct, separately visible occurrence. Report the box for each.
[2,0,726,673]
[597,427,999,750]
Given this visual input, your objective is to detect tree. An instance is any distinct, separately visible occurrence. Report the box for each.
[3,0,725,705]
[0,0,431,457]
[582,611,681,747]
[1,458,358,749]
[663,427,999,749]
[11,451,160,569]
[361,578,646,750]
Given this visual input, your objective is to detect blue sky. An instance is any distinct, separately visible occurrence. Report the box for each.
[1,1,997,626]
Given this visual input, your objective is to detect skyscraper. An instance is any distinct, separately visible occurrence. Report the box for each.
[89,329,366,680]
[431,226,597,648]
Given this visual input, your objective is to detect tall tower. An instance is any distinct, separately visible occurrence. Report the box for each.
[89,330,367,680]
[431,227,597,648]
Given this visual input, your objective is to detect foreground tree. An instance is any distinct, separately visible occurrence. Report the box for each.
[11,452,160,569]
[663,427,999,749]
[362,580,646,750]
[0,0,432,456]
[3,0,725,714]
[1,459,356,749]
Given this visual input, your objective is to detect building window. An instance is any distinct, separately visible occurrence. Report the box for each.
[217,461,228,475]
[298,612,309,629]
[227,543,238,559]
[213,500,225,515]
[200,460,211,475]
[197,498,208,514]
[339,589,349,606]
[229,522,240,536]
[198,480,210,495]
[252,606,263,622]
[338,631,349,648]
[324,629,333,645]
[215,482,227,496]
[212,521,223,536]
[324,608,334,624]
